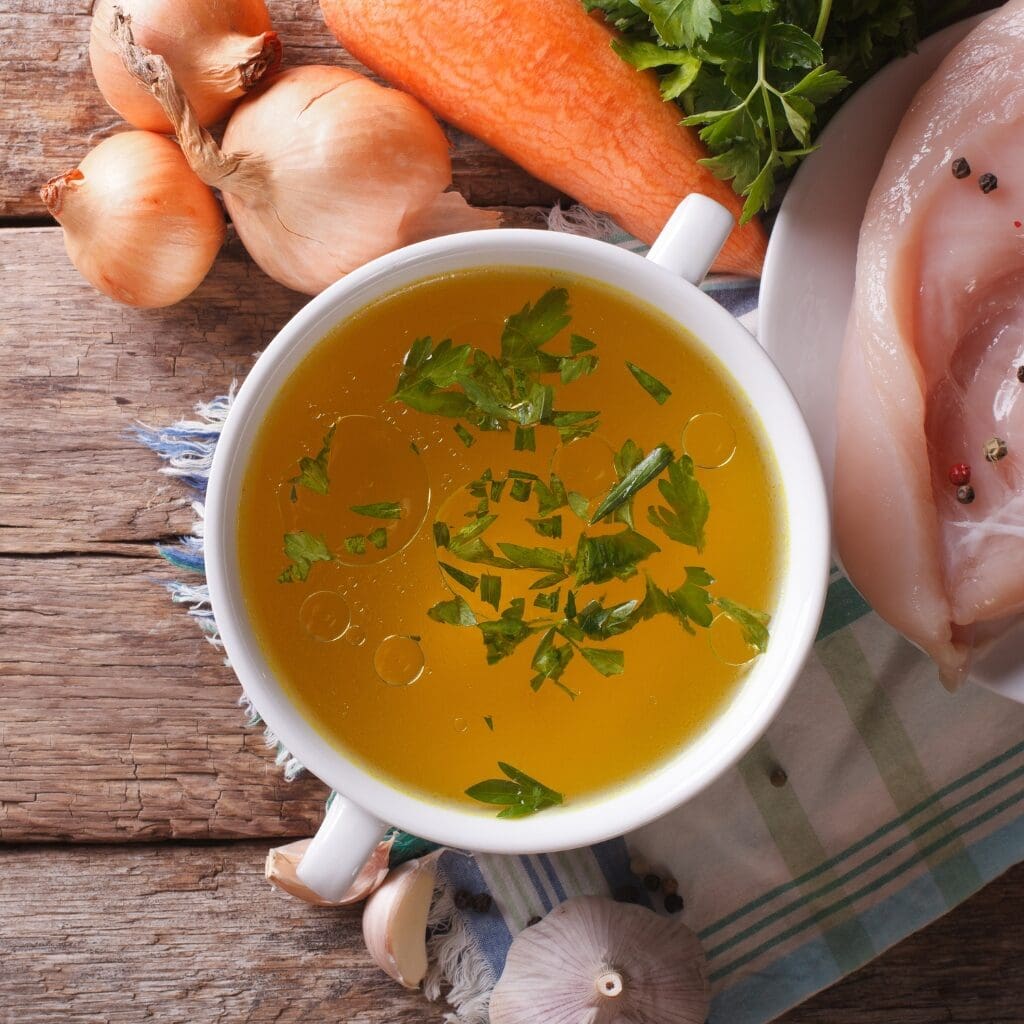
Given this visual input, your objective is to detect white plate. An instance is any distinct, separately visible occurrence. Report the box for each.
[759,13,1024,705]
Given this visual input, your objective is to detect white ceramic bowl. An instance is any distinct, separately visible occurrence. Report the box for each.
[205,197,830,900]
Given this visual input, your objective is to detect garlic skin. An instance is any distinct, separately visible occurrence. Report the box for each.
[41,132,225,309]
[361,853,440,989]
[90,0,281,132]
[489,895,710,1024]
[265,835,393,906]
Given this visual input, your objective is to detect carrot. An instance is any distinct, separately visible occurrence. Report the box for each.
[319,0,767,278]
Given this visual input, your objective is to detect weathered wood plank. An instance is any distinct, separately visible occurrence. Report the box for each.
[0,554,330,841]
[0,2,561,218]
[1,841,1021,1023]
[0,217,545,555]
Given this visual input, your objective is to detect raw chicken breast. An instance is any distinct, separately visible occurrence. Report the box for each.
[835,1,1024,687]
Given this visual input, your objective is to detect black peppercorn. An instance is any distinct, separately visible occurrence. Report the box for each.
[951,157,971,179]
[957,484,976,505]
[614,884,641,904]
[979,172,998,194]
[526,915,542,927]
[454,890,472,910]
[471,892,493,914]
[664,893,685,914]
[770,767,788,788]
[643,873,662,892]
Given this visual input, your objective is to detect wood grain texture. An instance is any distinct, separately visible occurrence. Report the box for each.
[0,0,562,218]
[1,842,1021,1024]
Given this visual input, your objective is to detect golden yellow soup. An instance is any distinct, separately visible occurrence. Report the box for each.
[238,268,783,814]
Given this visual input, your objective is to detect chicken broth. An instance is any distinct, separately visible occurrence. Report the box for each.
[237,268,783,813]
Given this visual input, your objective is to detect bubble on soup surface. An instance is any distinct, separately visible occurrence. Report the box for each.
[709,612,759,666]
[453,717,469,734]
[683,412,737,469]
[345,625,367,648]
[374,634,425,687]
[299,591,351,642]
[550,434,617,498]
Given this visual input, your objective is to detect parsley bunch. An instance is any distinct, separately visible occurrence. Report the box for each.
[586,0,977,222]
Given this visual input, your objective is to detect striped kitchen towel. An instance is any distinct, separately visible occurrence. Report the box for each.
[140,219,1024,1024]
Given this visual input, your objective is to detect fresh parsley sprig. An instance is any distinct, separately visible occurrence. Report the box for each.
[466,762,564,819]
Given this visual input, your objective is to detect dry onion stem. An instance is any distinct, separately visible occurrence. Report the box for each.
[113,13,500,296]
[41,132,225,308]
[91,0,281,132]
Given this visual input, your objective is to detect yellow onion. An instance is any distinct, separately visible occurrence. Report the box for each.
[90,0,281,132]
[115,16,500,296]
[41,132,225,308]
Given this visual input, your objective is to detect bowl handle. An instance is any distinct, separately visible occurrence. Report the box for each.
[646,194,734,285]
[296,793,388,902]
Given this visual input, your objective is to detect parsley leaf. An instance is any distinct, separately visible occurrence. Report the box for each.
[528,515,563,539]
[716,596,771,652]
[278,531,333,583]
[440,561,479,593]
[288,423,335,500]
[478,598,545,663]
[466,762,564,818]
[480,573,503,612]
[647,455,710,551]
[345,535,367,555]
[575,528,660,586]
[428,595,477,626]
[626,362,672,405]
[590,443,673,525]
[350,501,403,520]
[368,527,388,550]
[580,646,625,676]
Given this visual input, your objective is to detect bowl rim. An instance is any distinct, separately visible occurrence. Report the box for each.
[205,227,830,853]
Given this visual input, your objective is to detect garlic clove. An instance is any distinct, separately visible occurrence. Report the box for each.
[265,835,394,907]
[489,895,709,1024]
[361,853,440,989]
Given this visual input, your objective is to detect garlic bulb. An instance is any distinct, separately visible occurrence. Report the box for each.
[265,835,393,906]
[41,132,225,309]
[489,896,710,1024]
[90,0,281,132]
[115,17,499,296]
[361,853,440,989]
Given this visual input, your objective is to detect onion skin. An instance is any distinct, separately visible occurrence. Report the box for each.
[90,0,281,132]
[41,132,225,309]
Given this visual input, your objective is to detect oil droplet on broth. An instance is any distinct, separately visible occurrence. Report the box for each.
[299,590,351,642]
[709,613,759,666]
[453,717,469,734]
[345,625,367,648]
[550,435,617,498]
[683,413,737,469]
[374,634,425,687]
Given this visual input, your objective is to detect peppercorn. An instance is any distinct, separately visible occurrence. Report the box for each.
[643,872,661,892]
[614,884,641,904]
[664,893,685,914]
[662,877,679,896]
[770,767,788,788]
[526,915,542,927]
[979,173,999,194]
[1017,365,1024,383]
[948,463,971,486]
[629,856,650,878]
[454,890,472,910]
[984,437,1008,462]
[957,484,976,505]
[951,157,971,179]
[471,892,493,914]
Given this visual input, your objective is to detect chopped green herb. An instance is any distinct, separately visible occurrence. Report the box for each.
[590,443,673,525]
[574,528,660,586]
[368,527,388,550]
[716,597,771,653]
[454,423,475,448]
[480,573,503,612]
[579,646,625,676]
[478,599,543,663]
[433,521,451,548]
[575,596,639,639]
[534,589,561,612]
[501,289,572,371]
[507,469,540,480]
[530,571,570,590]
[514,426,536,451]
[528,515,563,539]
[440,561,480,593]
[530,627,576,695]
[570,334,597,354]
[350,501,403,520]
[497,543,567,574]
[465,761,563,818]
[509,478,533,503]
[610,438,644,528]
[560,353,598,384]
[535,474,569,516]
[674,567,716,629]
[428,595,477,626]
[288,423,336,500]
[278,531,333,583]
[567,491,590,520]
[484,715,494,731]
[626,362,672,405]
[647,455,710,552]
[490,478,507,502]
[345,535,367,555]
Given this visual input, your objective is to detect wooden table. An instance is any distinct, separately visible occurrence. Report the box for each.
[2,3,1021,1021]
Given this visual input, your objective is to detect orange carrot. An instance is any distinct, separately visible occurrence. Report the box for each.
[319,0,766,277]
